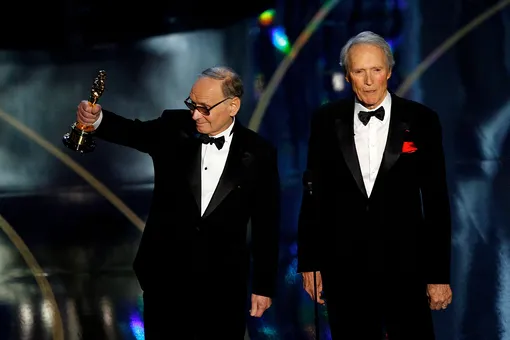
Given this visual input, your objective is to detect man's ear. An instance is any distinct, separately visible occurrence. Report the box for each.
[229,97,241,117]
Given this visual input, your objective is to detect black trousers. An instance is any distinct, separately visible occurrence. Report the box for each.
[321,270,435,340]
[143,280,248,340]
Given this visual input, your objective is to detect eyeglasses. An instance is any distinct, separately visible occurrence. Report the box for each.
[184,96,232,116]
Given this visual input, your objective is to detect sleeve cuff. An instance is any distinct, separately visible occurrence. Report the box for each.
[92,111,103,129]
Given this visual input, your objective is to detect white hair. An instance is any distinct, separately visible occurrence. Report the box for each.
[339,31,395,72]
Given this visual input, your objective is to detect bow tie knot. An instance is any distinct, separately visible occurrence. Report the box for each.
[198,134,225,150]
[358,106,385,126]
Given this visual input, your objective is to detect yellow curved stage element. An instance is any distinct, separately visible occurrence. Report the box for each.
[248,0,341,132]
[0,108,145,232]
[0,214,64,340]
[396,0,510,96]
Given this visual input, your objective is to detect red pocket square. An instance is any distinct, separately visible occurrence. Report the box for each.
[402,141,418,153]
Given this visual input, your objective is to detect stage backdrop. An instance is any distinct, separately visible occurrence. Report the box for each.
[0,1,510,339]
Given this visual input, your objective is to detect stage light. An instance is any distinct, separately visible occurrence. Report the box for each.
[332,72,345,92]
[258,9,275,26]
[271,26,291,55]
[386,35,403,52]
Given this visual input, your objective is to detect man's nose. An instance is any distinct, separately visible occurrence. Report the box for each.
[191,109,202,120]
[365,74,373,85]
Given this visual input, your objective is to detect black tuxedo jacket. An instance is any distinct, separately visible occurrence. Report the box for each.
[95,109,280,298]
[298,92,451,284]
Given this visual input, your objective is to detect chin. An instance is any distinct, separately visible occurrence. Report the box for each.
[360,95,381,107]
[196,126,210,134]
[359,98,375,107]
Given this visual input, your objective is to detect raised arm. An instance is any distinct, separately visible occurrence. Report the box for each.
[76,100,178,154]
[94,109,163,154]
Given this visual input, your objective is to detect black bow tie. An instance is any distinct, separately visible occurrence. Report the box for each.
[198,134,225,150]
[358,106,385,126]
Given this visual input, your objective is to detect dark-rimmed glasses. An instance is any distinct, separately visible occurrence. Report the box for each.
[184,96,232,116]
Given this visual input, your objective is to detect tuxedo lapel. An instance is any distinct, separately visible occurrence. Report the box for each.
[335,102,368,198]
[374,94,407,187]
[202,122,247,219]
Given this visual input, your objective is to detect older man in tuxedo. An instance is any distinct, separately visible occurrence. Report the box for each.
[298,31,452,339]
[75,66,280,339]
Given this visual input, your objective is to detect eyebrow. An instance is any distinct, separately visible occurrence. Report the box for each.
[353,65,385,70]
[190,98,209,106]
[189,96,211,107]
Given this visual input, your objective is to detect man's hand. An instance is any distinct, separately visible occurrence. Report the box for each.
[427,284,452,310]
[77,100,102,126]
[302,271,325,304]
[249,294,272,318]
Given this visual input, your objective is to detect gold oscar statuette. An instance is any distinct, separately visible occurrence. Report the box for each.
[62,70,107,153]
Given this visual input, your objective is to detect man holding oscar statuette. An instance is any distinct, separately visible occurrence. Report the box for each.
[75,66,281,339]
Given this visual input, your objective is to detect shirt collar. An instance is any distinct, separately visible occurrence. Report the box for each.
[211,117,235,142]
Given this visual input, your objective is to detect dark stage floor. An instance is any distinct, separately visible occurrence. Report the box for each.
[0,181,329,340]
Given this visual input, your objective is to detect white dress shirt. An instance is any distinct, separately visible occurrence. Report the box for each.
[353,91,392,197]
[200,119,235,216]
[93,112,235,215]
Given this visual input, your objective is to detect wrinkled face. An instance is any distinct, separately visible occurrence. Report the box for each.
[188,77,240,136]
[345,44,391,109]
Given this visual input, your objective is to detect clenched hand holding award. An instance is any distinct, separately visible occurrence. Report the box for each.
[62,70,106,153]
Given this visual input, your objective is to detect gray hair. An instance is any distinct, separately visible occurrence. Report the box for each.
[339,31,395,72]
[199,66,244,99]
